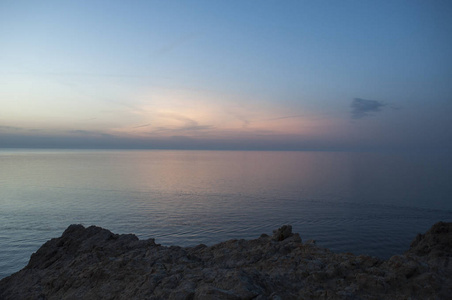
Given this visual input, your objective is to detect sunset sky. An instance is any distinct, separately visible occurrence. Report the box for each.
[1,0,451,151]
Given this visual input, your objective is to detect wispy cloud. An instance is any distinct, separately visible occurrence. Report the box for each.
[266,114,305,121]
[180,124,214,131]
[232,114,250,128]
[0,125,23,131]
[153,33,198,57]
[350,98,386,119]
[0,125,42,132]
[68,130,113,137]
[107,100,145,114]
[160,113,199,127]
[5,70,149,79]
[133,123,152,129]
[150,113,215,134]
[150,124,215,135]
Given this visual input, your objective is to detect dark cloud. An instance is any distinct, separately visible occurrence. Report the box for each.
[351,98,386,119]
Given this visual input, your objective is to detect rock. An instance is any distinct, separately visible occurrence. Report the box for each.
[272,225,293,241]
[407,221,452,258]
[1,222,451,299]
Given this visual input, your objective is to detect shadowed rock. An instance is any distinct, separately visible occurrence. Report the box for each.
[408,221,452,257]
[272,224,294,241]
[1,222,451,299]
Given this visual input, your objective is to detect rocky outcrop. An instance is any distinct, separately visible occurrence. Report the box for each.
[1,223,451,299]
[408,221,452,258]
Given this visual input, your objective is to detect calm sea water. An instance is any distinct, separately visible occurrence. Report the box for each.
[1,149,451,279]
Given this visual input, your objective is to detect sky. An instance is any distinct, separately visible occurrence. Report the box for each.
[1,0,451,151]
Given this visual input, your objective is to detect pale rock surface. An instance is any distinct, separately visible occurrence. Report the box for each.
[1,223,451,299]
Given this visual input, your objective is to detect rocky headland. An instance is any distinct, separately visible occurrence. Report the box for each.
[1,222,451,299]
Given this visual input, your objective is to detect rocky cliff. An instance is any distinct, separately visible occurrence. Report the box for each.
[1,222,451,299]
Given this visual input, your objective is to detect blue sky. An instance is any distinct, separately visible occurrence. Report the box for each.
[1,0,451,150]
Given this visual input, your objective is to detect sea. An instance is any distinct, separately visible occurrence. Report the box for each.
[1,149,451,279]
